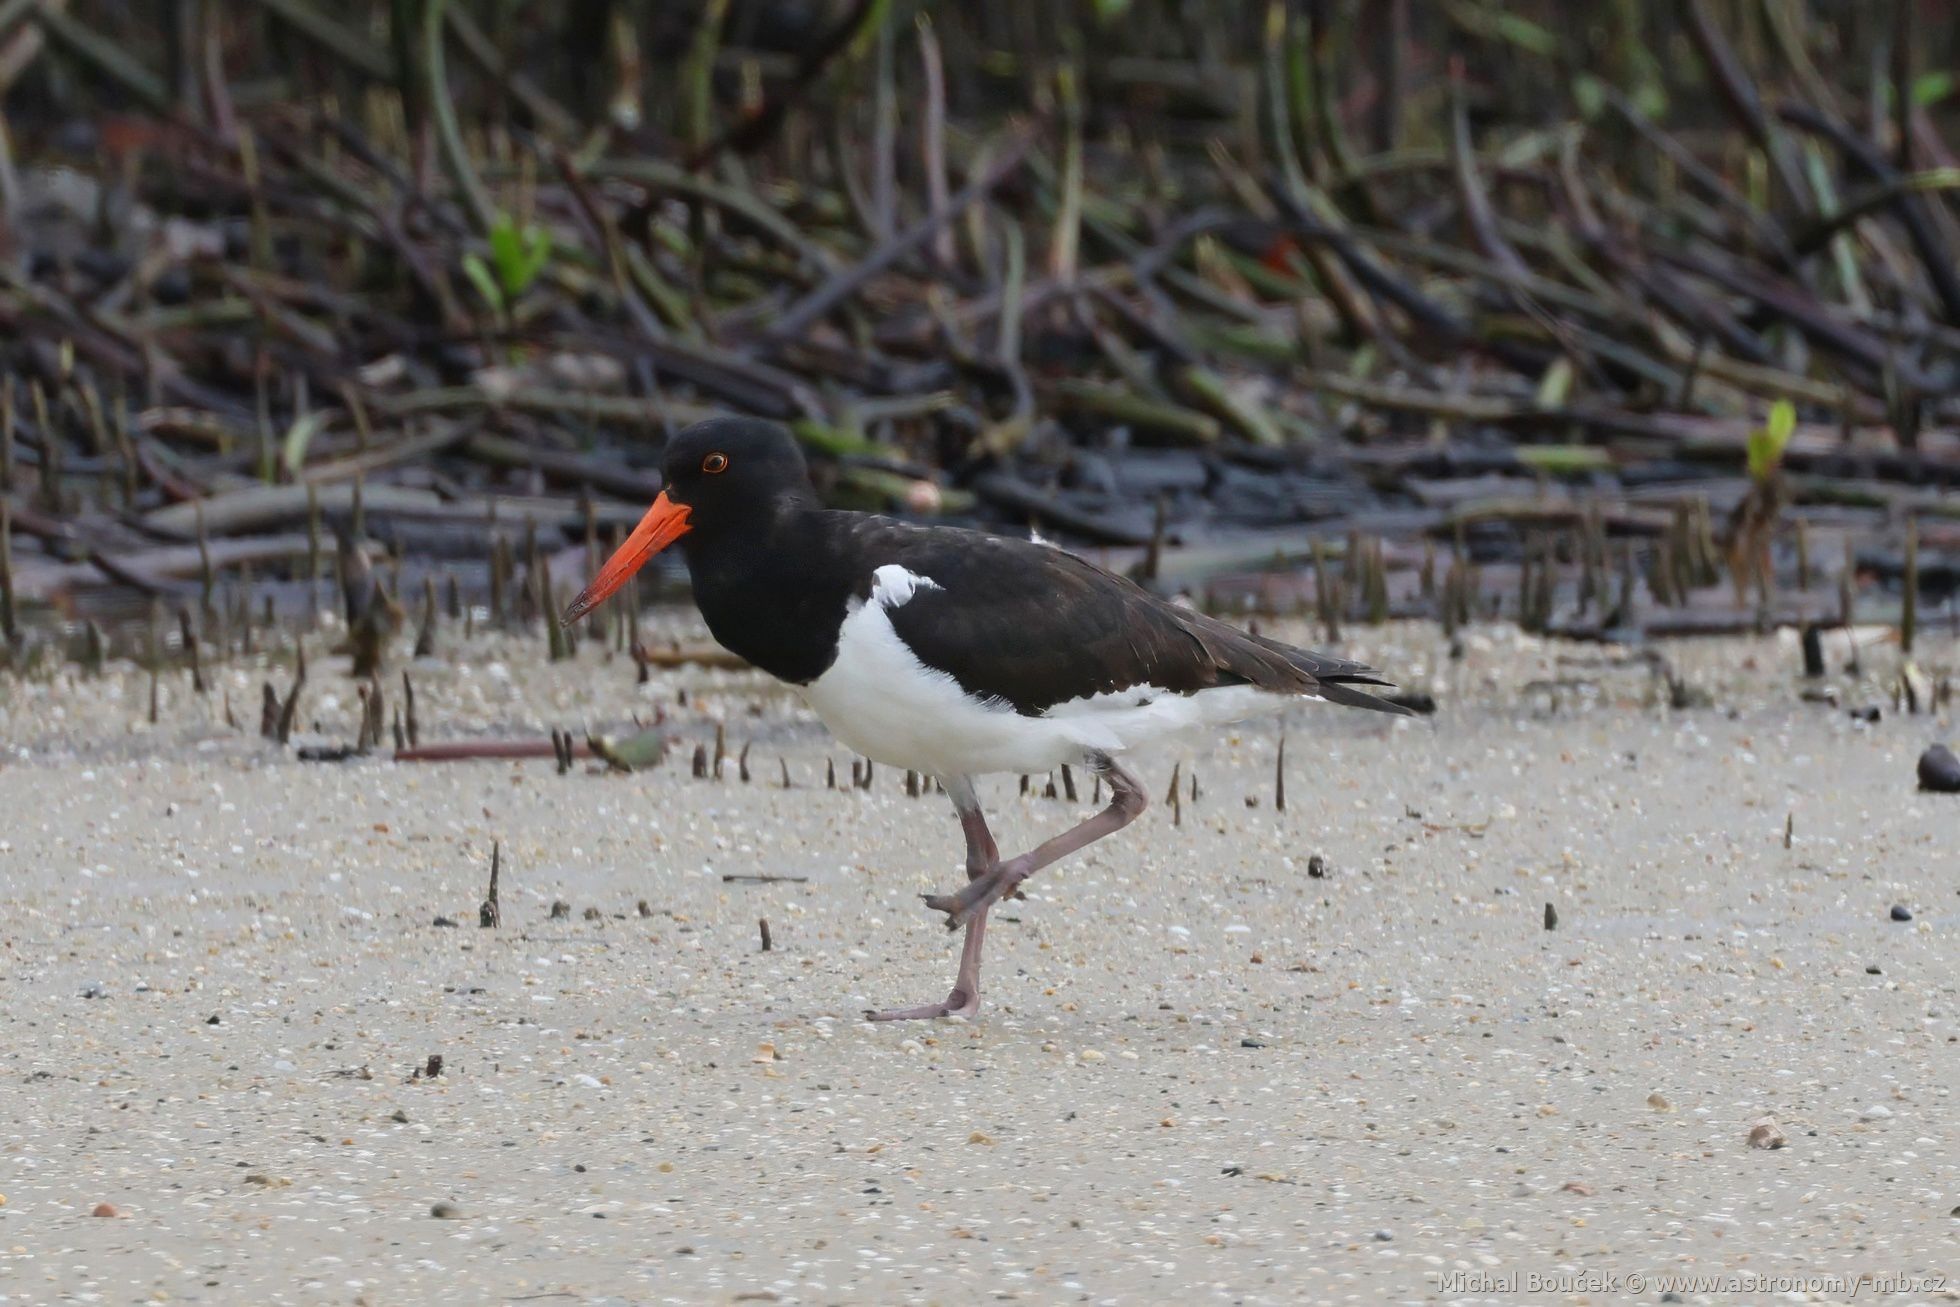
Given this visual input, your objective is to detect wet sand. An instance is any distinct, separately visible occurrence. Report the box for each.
[0,620,1954,1305]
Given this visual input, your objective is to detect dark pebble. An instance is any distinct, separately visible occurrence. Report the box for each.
[1849,705,1881,723]
[1306,854,1328,878]
[206,1014,220,1025]
[1240,1038,1266,1049]
[1544,903,1559,931]
[1372,1229,1393,1242]
[1866,965,1882,975]
[1916,744,1960,793]
[1890,904,1913,922]
[80,982,107,999]
[432,915,458,928]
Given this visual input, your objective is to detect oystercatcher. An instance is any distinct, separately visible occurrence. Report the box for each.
[563,417,1411,1020]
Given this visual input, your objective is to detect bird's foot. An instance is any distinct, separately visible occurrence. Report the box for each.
[922,859,1029,930]
[864,986,979,1022]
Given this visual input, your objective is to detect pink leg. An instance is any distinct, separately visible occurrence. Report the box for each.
[925,756,1147,931]
[867,783,998,1022]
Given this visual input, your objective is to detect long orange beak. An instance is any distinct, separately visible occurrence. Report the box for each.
[561,491,691,625]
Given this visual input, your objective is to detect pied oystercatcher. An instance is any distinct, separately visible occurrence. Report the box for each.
[563,417,1411,1020]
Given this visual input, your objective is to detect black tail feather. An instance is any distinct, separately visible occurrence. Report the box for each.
[1271,644,1414,715]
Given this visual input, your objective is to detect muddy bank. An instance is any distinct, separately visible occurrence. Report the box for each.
[0,621,1954,1304]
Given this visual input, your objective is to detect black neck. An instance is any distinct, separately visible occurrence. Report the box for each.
[682,500,857,684]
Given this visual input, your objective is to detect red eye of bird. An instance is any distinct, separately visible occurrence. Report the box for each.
[702,452,729,474]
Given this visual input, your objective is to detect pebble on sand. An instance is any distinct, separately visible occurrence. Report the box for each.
[1916,743,1960,793]
[91,1202,119,1217]
[1890,904,1913,922]
[1747,1118,1787,1150]
[1646,1093,1672,1112]
[431,1201,464,1219]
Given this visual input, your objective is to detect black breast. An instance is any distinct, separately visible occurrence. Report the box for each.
[681,510,863,685]
[689,565,854,684]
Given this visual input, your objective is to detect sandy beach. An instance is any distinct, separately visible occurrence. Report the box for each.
[0,619,1954,1305]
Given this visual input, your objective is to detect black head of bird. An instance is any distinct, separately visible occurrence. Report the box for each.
[561,417,813,625]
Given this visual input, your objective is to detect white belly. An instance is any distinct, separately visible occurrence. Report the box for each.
[797,583,1300,778]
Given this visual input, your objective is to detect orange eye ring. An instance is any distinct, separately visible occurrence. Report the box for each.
[702,452,729,474]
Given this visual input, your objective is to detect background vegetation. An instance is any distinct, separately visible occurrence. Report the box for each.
[0,1,1955,668]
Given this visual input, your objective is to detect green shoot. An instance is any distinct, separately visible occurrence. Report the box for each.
[1747,399,1796,483]
[463,213,553,316]
[279,410,329,479]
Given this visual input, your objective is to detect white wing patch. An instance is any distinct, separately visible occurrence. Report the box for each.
[868,564,942,609]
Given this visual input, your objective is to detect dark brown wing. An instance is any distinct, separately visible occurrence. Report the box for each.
[861,519,1408,716]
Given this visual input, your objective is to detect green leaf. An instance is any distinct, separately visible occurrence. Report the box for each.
[1093,0,1133,25]
[488,218,524,294]
[1747,399,1797,482]
[279,410,329,478]
[1534,356,1575,409]
[520,226,553,291]
[462,252,504,313]
[483,214,552,299]
[1913,71,1954,107]
[1491,11,1558,56]
[1571,73,1606,121]
[1633,86,1669,119]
